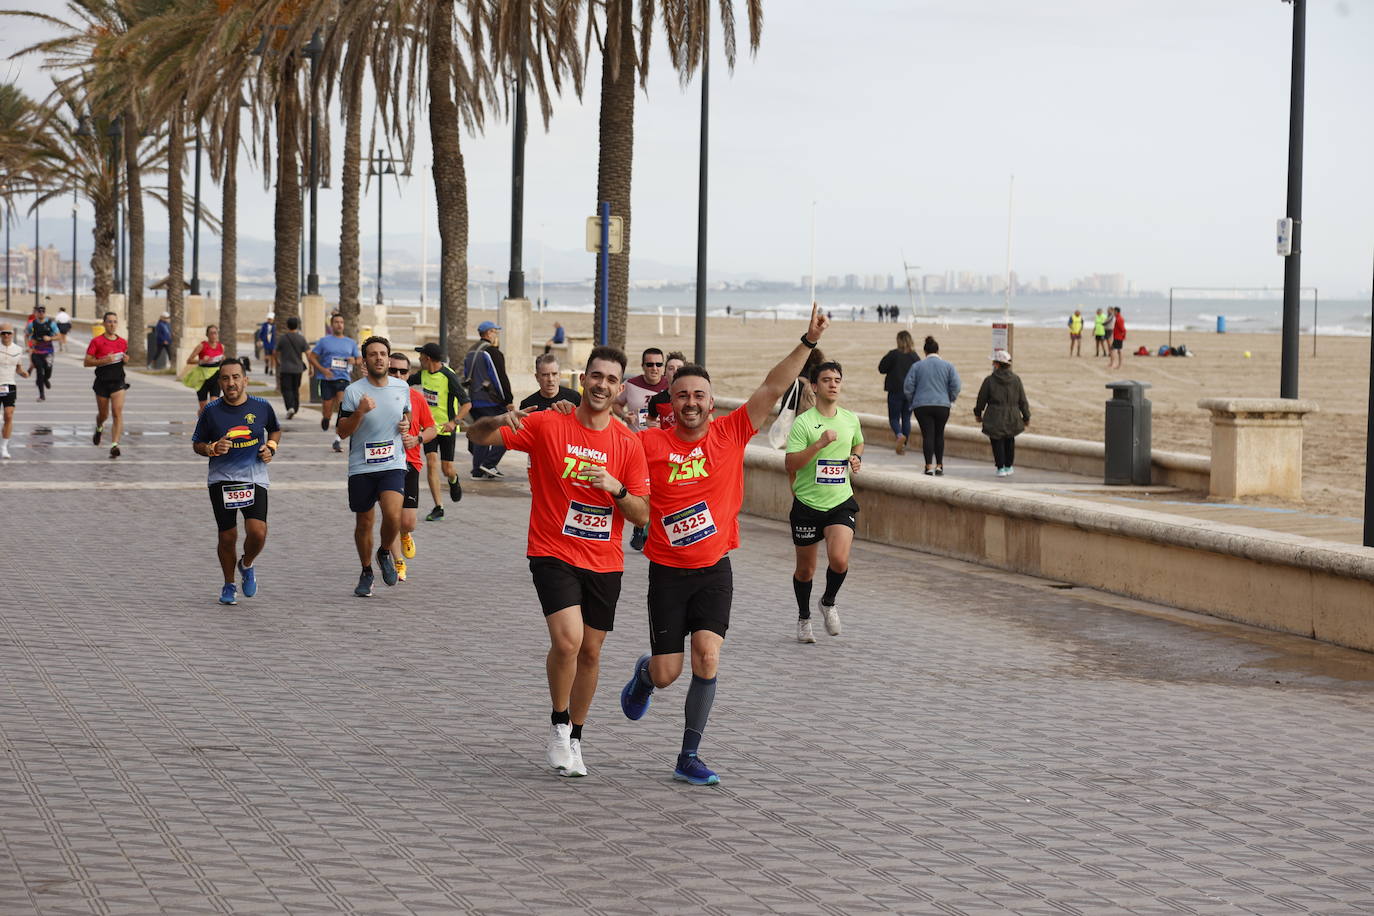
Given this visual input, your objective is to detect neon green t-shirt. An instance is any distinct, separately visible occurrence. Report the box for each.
[786,406,864,510]
[416,366,469,431]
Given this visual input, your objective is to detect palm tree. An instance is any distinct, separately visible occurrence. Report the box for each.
[589,0,762,350]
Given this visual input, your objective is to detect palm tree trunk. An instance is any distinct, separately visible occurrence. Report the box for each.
[122,110,146,364]
[595,17,635,351]
[337,48,363,340]
[167,104,186,354]
[274,58,302,327]
[91,192,115,312]
[219,103,238,358]
[428,0,469,366]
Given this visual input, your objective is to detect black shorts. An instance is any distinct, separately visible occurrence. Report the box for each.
[423,433,456,461]
[197,375,221,402]
[93,377,130,399]
[319,378,349,401]
[1111,339,1124,351]
[647,557,733,655]
[209,482,268,532]
[528,555,622,632]
[57,323,72,335]
[347,468,406,513]
[403,465,420,509]
[0,385,16,409]
[789,496,860,546]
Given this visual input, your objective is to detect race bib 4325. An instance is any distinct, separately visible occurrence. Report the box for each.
[661,501,717,547]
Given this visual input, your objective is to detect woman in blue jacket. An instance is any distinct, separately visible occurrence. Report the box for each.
[902,336,961,475]
[877,330,919,454]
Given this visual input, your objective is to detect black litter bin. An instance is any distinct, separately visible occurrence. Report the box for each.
[1104,380,1152,485]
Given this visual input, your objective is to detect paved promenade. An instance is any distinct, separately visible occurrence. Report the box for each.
[2,356,1374,914]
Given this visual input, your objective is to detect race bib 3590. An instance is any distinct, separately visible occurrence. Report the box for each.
[222,485,255,509]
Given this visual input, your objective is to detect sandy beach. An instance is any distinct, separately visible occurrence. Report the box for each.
[491,307,1371,518]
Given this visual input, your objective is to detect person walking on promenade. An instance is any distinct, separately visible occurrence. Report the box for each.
[1068,309,1084,356]
[974,349,1030,477]
[149,312,174,368]
[54,306,71,352]
[466,347,650,778]
[0,324,30,458]
[877,330,919,454]
[786,360,864,643]
[191,360,280,605]
[903,335,961,475]
[463,320,513,479]
[256,313,277,376]
[1093,308,1108,357]
[1109,307,1127,370]
[275,317,309,420]
[184,325,227,414]
[309,313,362,452]
[85,311,129,459]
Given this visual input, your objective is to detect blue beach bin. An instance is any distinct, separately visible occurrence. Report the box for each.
[1216,315,1226,334]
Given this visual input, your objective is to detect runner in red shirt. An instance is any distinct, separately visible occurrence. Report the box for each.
[84,310,130,459]
[619,302,831,786]
[388,353,436,581]
[466,345,649,779]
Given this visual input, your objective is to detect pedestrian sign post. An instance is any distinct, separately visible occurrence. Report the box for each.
[585,216,624,254]
[992,322,1014,358]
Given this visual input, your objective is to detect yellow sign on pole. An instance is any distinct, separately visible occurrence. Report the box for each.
[585,216,625,254]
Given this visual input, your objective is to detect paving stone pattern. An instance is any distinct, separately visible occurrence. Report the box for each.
[1,357,1373,914]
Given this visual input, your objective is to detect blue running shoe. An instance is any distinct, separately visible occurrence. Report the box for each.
[674,753,720,786]
[218,583,238,606]
[377,549,398,587]
[354,568,374,598]
[238,559,257,598]
[620,653,654,720]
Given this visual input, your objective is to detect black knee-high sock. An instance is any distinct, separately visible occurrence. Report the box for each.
[793,577,813,619]
[681,675,717,756]
[822,567,847,605]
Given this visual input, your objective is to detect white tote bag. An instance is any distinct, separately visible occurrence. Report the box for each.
[768,379,802,449]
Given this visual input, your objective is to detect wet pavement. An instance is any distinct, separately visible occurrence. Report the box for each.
[1,355,1373,914]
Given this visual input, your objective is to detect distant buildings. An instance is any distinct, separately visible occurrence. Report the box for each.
[792,266,1137,297]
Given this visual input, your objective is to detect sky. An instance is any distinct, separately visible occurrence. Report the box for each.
[2,0,1373,296]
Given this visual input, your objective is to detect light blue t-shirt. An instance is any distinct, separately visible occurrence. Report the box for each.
[312,335,360,380]
[341,376,411,476]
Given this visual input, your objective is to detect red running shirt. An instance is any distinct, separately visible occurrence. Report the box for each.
[500,408,650,572]
[405,388,434,471]
[86,334,128,362]
[640,406,756,569]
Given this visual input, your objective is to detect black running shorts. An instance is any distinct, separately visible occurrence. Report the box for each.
[422,433,456,461]
[789,496,860,547]
[403,465,420,509]
[208,482,268,532]
[528,555,622,631]
[347,469,406,513]
[0,385,15,408]
[319,378,349,401]
[647,556,733,655]
[92,378,130,399]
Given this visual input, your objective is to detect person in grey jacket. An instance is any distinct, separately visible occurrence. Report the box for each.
[973,349,1030,477]
[902,336,961,475]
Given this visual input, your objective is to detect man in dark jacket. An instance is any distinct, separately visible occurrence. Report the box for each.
[463,321,514,479]
[150,313,174,369]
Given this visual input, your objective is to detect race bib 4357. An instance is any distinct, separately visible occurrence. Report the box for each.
[815,458,848,485]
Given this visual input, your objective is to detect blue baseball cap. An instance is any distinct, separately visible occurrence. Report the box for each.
[478,321,501,334]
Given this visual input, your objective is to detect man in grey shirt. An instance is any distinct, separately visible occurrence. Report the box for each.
[274,316,310,420]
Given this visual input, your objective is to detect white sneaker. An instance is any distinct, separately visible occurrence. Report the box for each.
[819,599,842,636]
[797,618,817,644]
[481,465,505,478]
[0,446,10,460]
[563,738,588,777]
[1004,466,1014,476]
[546,722,574,772]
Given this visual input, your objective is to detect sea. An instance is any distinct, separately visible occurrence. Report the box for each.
[233,282,1372,339]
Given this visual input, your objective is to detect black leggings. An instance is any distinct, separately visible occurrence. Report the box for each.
[279,372,302,413]
[912,405,950,465]
[990,436,1016,469]
[31,353,52,396]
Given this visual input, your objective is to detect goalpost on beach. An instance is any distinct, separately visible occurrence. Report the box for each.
[1167,286,1319,354]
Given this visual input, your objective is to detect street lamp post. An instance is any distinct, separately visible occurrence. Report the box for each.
[368,150,401,307]
[304,29,322,297]
[1279,0,1306,399]
[106,117,123,295]
[190,129,202,295]
[33,194,40,310]
[693,6,710,365]
[71,190,77,315]
[508,19,527,302]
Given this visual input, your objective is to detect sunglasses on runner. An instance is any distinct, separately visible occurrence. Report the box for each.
[387,368,408,376]
[643,361,663,368]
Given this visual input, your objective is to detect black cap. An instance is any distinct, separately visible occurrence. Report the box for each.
[415,342,444,361]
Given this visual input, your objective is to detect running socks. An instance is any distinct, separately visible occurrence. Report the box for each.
[551,708,571,726]
[682,675,717,756]
[570,723,583,741]
[822,567,848,606]
[793,577,813,619]
[636,655,655,690]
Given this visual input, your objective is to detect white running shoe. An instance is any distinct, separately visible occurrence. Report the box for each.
[0,446,10,460]
[546,722,574,772]
[563,738,588,777]
[797,618,817,644]
[819,599,842,636]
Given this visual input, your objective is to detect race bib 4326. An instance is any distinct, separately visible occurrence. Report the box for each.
[563,500,612,540]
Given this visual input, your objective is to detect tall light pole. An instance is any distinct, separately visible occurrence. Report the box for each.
[1279,0,1305,399]
[33,194,40,309]
[108,116,123,295]
[369,151,400,306]
[507,16,527,301]
[71,190,77,315]
[190,128,202,295]
[303,28,323,297]
[693,4,710,365]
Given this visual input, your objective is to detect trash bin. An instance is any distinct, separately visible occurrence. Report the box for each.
[1217,315,1226,334]
[1104,380,1152,485]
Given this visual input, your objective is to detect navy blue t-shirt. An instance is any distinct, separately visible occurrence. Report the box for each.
[192,395,280,487]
